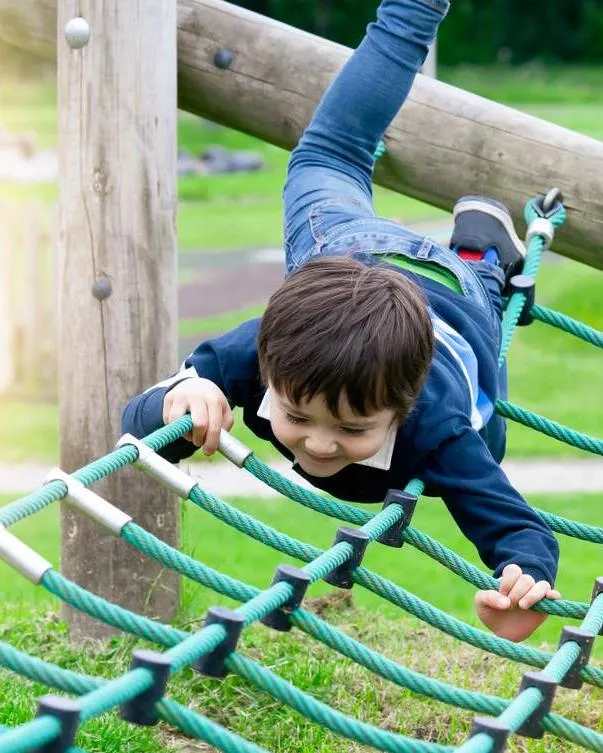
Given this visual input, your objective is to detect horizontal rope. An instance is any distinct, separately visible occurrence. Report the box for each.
[242,455,587,618]
[496,400,603,455]
[0,415,193,529]
[531,304,603,349]
[183,480,603,687]
[0,638,268,753]
[123,520,603,750]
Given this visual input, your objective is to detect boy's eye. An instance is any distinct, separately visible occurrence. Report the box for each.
[286,413,307,424]
[341,427,366,435]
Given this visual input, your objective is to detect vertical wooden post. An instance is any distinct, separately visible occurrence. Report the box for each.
[57,1,179,640]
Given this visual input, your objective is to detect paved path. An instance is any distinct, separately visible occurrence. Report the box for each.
[1,458,602,499]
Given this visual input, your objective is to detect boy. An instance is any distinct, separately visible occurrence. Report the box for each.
[123,0,560,642]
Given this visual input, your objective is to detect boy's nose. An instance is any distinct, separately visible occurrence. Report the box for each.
[304,433,338,457]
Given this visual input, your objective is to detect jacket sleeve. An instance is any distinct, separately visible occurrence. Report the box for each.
[121,319,262,463]
[421,421,559,586]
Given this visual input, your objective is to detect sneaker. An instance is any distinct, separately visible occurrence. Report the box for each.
[450,196,526,284]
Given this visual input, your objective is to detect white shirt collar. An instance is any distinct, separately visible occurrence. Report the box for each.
[257,391,396,471]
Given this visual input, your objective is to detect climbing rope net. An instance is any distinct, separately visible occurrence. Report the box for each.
[0,191,602,753]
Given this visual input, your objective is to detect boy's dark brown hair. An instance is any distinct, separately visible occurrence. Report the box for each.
[258,256,434,421]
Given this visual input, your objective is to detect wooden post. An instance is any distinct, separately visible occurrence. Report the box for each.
[3,0,603,269]
[57,1,179,640]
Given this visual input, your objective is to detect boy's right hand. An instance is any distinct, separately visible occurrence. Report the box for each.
[163,377,234,455]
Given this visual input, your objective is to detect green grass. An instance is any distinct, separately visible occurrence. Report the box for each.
[1,603,600,753]
[441,64,603,105]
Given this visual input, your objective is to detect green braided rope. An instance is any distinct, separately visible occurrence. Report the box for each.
[531,304,603,349]
[498,199,567,368]
[228,653,452,753]
[457,594,603,753]
[37,574,457,753]
[0,640,270,753]
[184,480,603,686]
[0,716,63,753]
[245,452,603,546]
[374,140,387,160]
[496,400,603,456]
[0,415,192,529]
[122,522,603,749]
[536,509,603,544]
[241,456,587,618]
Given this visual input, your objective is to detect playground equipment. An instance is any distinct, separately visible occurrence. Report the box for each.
[0,191,601,753]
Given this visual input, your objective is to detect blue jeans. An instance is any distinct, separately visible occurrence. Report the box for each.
[282,0,508,454]
[282,0,505,320]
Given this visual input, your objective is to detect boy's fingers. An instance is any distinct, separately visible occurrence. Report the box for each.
[547,589,561,600]
[507,574,536,606]
[475,589,510,610]
[518,581,551,610]
[189,403,208,448]
[223,403,234,431]
[203,400,223,455]
[499,564,522,595]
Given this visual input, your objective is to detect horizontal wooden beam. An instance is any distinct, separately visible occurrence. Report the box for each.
[3,0,603,268]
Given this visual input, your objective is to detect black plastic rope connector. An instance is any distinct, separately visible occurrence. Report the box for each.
[376,489,417,548]
[195,606,245,678]
[508,274,535,326]
[33,695,80,753]
[121,650,171,725]
[468,716,509,753]
[324,526,370,589]
[591,577,603,635]
[261,564,311,632]
[516,671,558,738]
[557,626,595,689]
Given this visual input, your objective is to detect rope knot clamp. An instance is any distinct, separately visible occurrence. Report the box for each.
[261,564,311,632]
[468,716,509,753]
[195,606,244,678]
[121,650,171,725]
[508,274,535,326]
[557,626,595,689]
[516,670,557,738]
[34,695,80,753]
[324,527,370,589]
[376,489,417,548]
[591,576,603,634]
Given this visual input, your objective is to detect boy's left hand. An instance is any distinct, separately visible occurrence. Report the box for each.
[474,564,561,642]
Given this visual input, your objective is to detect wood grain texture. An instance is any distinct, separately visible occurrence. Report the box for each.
[57,0,179,640]
[3,0,602,266]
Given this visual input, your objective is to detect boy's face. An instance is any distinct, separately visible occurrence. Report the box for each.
[269,386,396,478]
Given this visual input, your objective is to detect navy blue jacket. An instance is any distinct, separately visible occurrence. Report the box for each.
[122,270,559,585]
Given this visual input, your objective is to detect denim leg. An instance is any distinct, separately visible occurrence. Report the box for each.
[283,0,450,273]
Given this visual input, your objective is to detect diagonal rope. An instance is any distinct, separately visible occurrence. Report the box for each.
[530,304,603,349]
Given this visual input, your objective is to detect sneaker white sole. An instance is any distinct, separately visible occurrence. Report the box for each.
[453,199,526,259]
